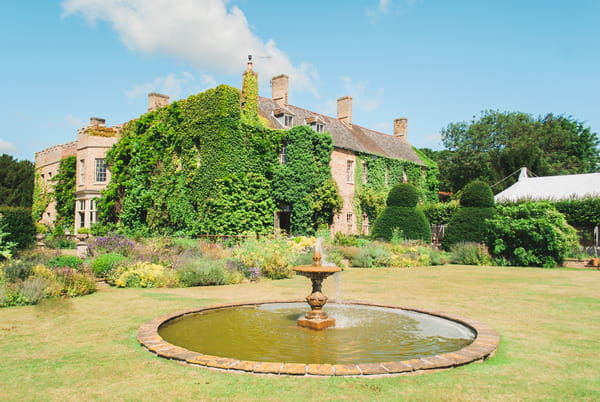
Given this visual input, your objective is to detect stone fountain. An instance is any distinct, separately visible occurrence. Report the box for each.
[294,249,341,330]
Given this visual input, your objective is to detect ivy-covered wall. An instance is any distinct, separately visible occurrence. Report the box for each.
[353,151,439,229]
[97,84,340,236]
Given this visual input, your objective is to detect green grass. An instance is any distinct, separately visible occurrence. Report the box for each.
[1,265,599,400]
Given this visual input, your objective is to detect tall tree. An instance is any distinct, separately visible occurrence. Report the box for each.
[0,154,34,207]
[437,111,599,192]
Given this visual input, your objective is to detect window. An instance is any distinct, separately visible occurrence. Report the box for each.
[284,114,293,127]
[385,166,389,186]
[79,159,85,184]
[79,200,85,211]
[310,122,324,133]
[95,158,107,182]
[361,213,369,235]
[346,212,353,234]
[361,161,368,183]
[279,145,288,164]
[41,173,45,180]
[346,160,354,183]
[402,169,408,183]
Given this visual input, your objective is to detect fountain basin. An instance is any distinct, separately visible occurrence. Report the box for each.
[138,300,499,376]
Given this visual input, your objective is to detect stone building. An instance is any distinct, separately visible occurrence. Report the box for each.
[35,65,429,235]
[259,74,426,235]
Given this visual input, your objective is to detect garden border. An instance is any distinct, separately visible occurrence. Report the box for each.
[137,300,499,377]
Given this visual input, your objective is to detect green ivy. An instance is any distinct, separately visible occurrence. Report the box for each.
[98,85,340,236]
[353,152,439,229]
[51,156,76,229]
[31,171,50,222]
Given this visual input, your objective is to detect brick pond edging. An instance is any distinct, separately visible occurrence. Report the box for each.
[137,300,500,377]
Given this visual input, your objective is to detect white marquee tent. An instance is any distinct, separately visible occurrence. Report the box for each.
[494,168,600,202]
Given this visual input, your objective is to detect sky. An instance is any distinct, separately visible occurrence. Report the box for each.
[1,0,599,163]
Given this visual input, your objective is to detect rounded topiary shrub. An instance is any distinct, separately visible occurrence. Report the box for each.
[91,252,126,278]
[371,207,431,242]
[442,180,496,250]
[442,208,496,250]
[459,180,494,208]
[387,183,419,207]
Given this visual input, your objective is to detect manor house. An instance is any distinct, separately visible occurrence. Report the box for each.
[35,64,429,235]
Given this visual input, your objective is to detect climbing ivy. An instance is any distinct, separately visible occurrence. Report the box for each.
[98,85,339,236]
[31,171,51,222]
[51,156,76,228]
[353,151,439,230]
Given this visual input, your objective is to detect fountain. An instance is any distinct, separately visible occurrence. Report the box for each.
[137,242,500,376]
[293,250,340,330]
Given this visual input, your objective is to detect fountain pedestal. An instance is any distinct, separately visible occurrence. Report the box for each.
[294,251,341,330]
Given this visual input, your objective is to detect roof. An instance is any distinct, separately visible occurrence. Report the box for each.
[494,168,600,202]
[257,97,425,165]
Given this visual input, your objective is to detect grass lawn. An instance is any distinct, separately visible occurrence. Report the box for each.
[1,265,598,400]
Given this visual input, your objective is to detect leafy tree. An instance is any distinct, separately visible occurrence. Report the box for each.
[437,111,599,192]
[0,154,34,208]
[51,156,76,228]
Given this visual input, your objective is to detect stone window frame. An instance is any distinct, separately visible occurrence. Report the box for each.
[95,158,107,183]
[346,160,355,184]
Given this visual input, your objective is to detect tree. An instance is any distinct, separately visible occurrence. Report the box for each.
[437,111,599,192]
[0,154,34,208]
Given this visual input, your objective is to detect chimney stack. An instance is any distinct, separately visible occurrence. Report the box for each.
[394,118,408,141]
[271,74,289,107]
[89,117,106,127]
[337,96,352,127]
[148,93,170,112]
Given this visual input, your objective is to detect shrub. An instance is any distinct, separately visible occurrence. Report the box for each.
[54,267,96,296]
[459,180,494,208]
[2,260,34,282]
[91,252,126,278]
[421,201,459,225]
[371,206,431,242]
[232,236,297,280]
[109,262,179,288]
[333,232,359,246]
[387,183,419,207]
[89,233,135,256]
[442,180,496,250]
[442,207,496,249]
[552,197,600,227]
[19,276,52,304]
[47,255,84,271]
[352,245,393,268]
[177,260,227,287]
[450,242,491,265]
[486,202,579,268]
[0,206,35,250]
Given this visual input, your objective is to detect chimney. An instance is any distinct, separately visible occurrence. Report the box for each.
[148,93,170,112]
[337,96,352,127]
[394,118,408,141]
[271,74,289,107]
[89,117,106,127]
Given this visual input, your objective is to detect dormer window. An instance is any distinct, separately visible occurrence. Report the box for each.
[274,108,295,128]
[306,116,325,133]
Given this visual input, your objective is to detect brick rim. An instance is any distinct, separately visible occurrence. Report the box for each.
[137,300,499,377]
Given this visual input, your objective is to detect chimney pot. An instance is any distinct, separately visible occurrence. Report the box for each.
[394,118,408,140]
[271,74,289,107]
[337,96,353,127]
[148,92,170,112]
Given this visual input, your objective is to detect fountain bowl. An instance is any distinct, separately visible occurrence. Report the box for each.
[137,300,499,377]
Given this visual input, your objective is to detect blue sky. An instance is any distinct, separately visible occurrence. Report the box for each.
[1,0,599,162]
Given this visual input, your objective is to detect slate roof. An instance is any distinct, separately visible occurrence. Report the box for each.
[258,97,425,165]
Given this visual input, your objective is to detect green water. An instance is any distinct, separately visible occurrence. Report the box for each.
[158,303,475,364]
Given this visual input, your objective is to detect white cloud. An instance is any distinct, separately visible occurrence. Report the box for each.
[341,76,384,112]
[0,139,17,153]
[62,0,318,95]
[367,0,423,17]
[379,0,391,13]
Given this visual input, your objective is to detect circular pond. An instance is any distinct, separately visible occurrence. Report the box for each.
[138,300,499,376]
[159,303,474,364]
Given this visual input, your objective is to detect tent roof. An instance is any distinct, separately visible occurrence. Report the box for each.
[494,169,600,202]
